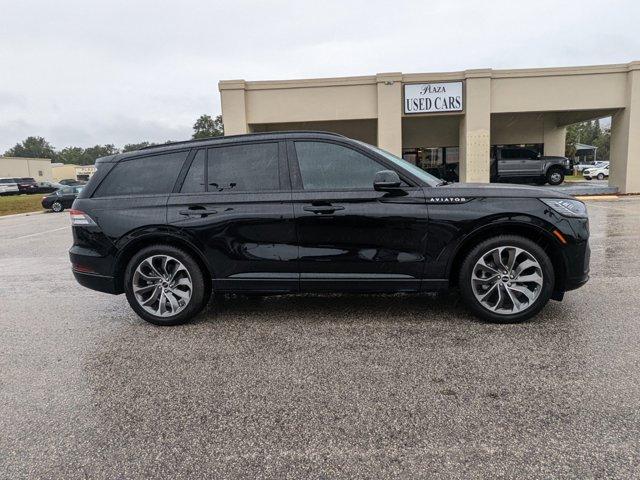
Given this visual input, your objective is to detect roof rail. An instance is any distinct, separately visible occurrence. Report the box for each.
[139,130,346,150]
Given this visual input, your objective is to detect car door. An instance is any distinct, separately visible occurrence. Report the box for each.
[520,149,542,175]
[166,141,298,293]
[62,187,82,207]
[497,149,520,176]
[288,139,428,293]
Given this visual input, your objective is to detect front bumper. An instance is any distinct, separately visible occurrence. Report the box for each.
[561,234,590,292]
[564,273,589,291]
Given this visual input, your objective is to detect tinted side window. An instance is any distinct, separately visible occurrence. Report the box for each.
[94,151,187,197]
[500,149,515,160]
[207,143,279,192]
[294,141,384,190]
[181,149,205,193]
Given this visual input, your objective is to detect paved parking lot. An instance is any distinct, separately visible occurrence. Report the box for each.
[1,199,640,479]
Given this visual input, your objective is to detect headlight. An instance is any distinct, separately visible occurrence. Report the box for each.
[541,198,588,218]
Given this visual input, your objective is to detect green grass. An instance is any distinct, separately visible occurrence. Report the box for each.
[564,174,584,183]
[0,194,46,217]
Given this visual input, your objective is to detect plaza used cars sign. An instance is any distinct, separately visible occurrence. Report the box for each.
[404,81,463,114]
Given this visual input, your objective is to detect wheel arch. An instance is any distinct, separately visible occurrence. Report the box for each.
[112,228,213,294]
[448,221,567,297]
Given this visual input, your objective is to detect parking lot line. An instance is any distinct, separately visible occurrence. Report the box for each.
[9,225,69,240]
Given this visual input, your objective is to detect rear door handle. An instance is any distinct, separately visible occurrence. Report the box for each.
[179,205,217,217]
[303,205,345,214]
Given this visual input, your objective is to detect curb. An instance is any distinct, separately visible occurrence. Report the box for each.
[575,195,619,201]
[0,210,46,220]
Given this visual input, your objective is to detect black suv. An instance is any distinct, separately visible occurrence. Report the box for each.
[69,132,590,326]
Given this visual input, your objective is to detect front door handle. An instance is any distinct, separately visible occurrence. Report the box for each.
[179,205,217,217]
[303,205,345,214]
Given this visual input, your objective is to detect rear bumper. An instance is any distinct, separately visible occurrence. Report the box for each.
[69,244,121,294]
[72,269,119,294]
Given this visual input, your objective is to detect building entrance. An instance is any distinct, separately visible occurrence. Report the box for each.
[402,146,460,181]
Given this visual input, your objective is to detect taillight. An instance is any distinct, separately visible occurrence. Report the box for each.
[69,209,97,226]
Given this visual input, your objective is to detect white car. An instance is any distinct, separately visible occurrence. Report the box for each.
[583,164,609,180]
[575,160,608,173]
[0,177,19,195]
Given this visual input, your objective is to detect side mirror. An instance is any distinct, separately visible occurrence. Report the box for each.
[374,170,402,191]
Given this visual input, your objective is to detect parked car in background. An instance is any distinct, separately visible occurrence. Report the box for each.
[13,177,39,194]
[69,132,590,326]
[36,181,65,193]
[490,147,570,186]
[575,160,609,174]
[59,179,85,186]
[0,178,20,195]
[41,186,83,212]
[583,164,609,180]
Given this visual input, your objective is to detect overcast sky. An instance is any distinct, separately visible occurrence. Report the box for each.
[1,0,639,152]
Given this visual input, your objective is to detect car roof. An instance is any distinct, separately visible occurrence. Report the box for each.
[96,131,348,164]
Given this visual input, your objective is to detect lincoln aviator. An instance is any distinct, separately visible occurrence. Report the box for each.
[69,131,589,325]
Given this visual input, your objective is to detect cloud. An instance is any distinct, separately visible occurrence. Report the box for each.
[1,0,639,152]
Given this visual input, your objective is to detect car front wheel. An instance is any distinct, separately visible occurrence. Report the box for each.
[124,245,208,326]
[459,235,555,323]
[546,168,565,186]
[597,173,605,180]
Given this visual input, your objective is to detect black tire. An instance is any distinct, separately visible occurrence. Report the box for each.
[597,173,605,180]
[458,235,555,323]
[546,167,564,186]
[124,245,209,326]
[51,201,64,212]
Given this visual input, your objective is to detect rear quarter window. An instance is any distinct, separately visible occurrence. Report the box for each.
[93,151,188,197]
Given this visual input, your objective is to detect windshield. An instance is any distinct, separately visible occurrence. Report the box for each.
[357,141,444,187]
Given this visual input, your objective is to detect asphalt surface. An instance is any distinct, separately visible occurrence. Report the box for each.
[1,200,640,479]
[546,180,619,196]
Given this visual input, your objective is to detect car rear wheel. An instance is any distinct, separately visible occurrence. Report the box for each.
[51,201,64,212]
[546,168,564,186]
[597,173,605,180]
[124,245,208,326]
[459,235,555,323]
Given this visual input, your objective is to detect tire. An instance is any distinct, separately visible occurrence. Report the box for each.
[458,235,555,323]
[597,173,605,180]
[51,201,64,212]
[546,168,564,186]
[124,245,209,326]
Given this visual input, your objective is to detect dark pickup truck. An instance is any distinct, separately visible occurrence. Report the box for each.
[490,147,570,186]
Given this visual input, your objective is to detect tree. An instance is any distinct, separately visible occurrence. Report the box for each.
[123,142,155,152]
[192,114,224,139]
[81,145,119,165]
[58,146,85,164]
[4,136,57,160]
[565,119,610,160]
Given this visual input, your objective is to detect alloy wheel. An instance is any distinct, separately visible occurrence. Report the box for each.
[471,246,544,315]
[132,254,193,317]
[550,172,561,183]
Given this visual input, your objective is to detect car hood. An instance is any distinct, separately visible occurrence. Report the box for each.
[426,182,573,199]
